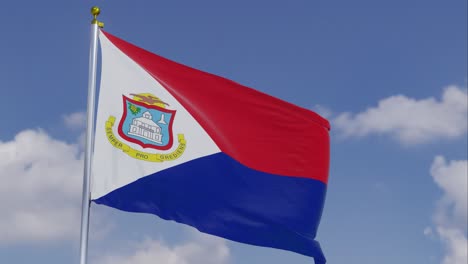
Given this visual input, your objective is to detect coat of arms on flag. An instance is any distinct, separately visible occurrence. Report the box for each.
[119,93,175,150]
[104,93,186,162]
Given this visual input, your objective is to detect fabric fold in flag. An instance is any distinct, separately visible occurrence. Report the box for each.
[91,29,330,264]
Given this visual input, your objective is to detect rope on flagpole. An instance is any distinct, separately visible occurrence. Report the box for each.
[79,6,103,264]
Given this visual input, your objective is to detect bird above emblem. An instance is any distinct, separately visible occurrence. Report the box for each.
[130,93,169,107]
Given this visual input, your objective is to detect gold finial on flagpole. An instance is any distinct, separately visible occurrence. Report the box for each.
[91,6,104,28]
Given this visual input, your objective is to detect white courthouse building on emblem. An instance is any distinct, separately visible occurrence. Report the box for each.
[128,111,167,144]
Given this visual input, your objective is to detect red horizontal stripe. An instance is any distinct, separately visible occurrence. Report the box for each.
[103,31,330,184]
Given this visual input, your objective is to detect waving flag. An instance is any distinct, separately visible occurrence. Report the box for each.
[92,30,330,264]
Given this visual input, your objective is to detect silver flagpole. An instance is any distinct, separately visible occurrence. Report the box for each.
[79,6,103,264]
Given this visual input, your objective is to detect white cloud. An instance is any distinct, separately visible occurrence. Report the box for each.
[431,156,468,226]
[334,85,467,144]
[430,156,467,264]
[95,233,230,264]
[0,129,83,243]
[62,111,87,150]
[63,112,87,130]
[313,105,333,119]
[423,227,434,238]
[436,227,467,264]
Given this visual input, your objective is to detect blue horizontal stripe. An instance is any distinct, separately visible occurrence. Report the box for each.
[93,153,327,263]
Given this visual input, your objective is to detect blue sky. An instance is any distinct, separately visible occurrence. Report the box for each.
[0,1,466,264]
